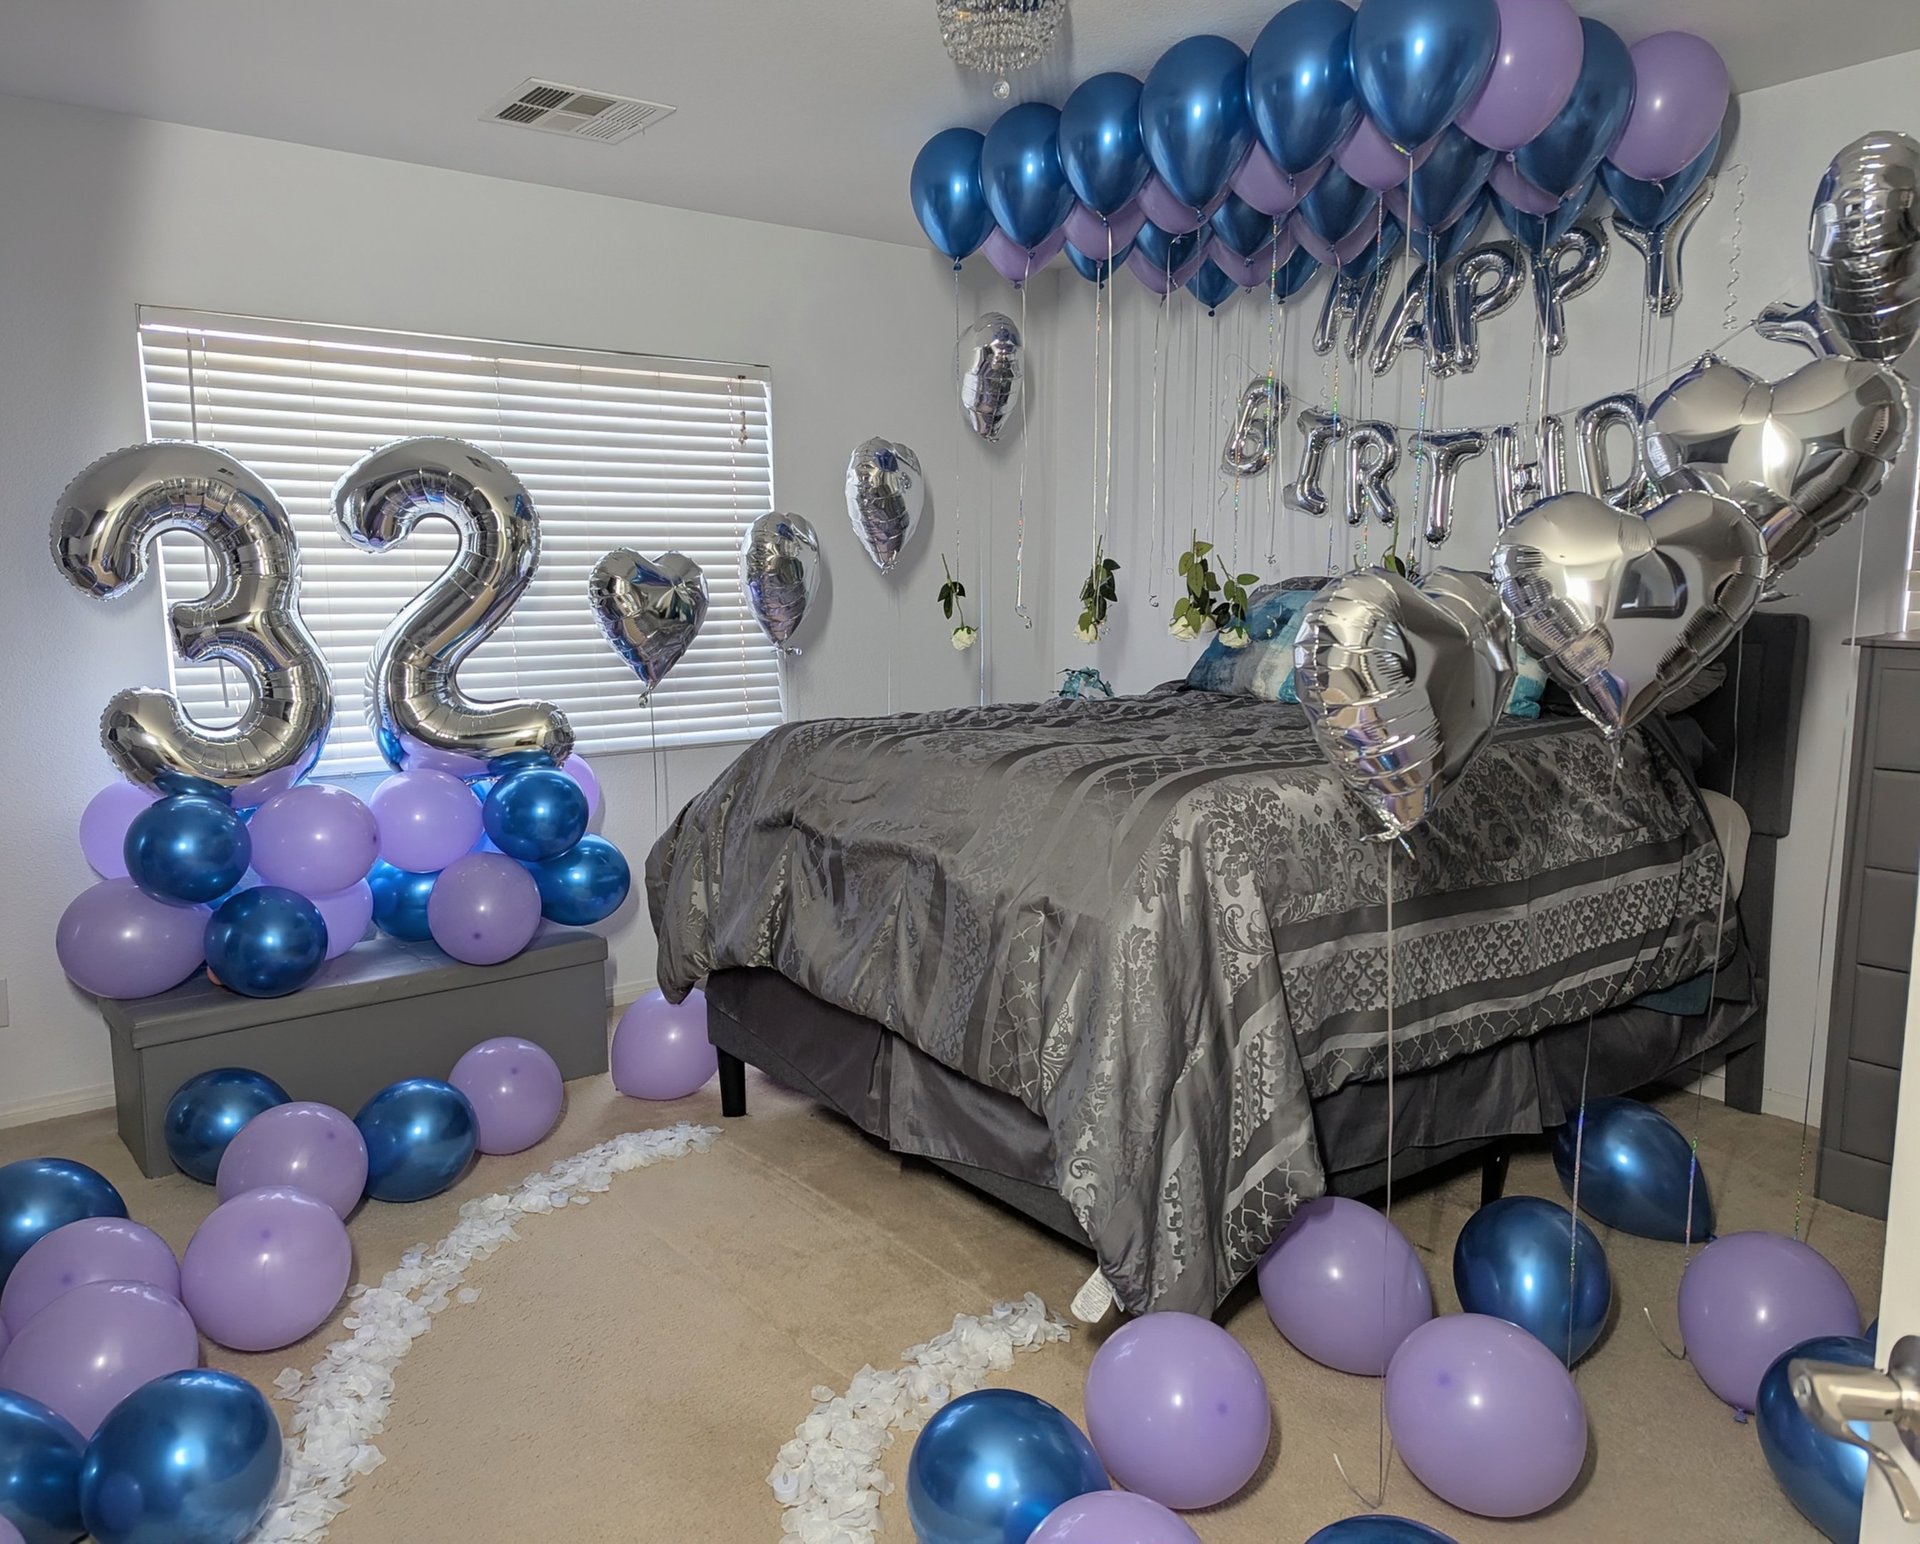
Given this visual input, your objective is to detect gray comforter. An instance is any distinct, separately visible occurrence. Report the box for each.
[647,689,1727,1315]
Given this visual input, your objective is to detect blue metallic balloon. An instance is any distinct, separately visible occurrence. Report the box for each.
[163,1068,289,1185]
[1298,163,1381,246]
[530,835,632,925]
[1188,260,1241,311]
[906,1389,1107,1544]
[1272,245,1324,301]
[1341,214,1406,279]
[1141,35,1255,211]
[1553,1096,1715,1242]
[981,103,1075,253]
[0,1388,85,1544]
[481,767,588,863]
[1211,193,1276,261]
[1453,1195,1612,1363]
[1249,0,1362,174]
[1602,130,1721,231]
[204,885,326,998]
[356,1078,477,1203]
[123,795,250,905]
[0,1158,126,1290]
[1134,220,1207,277]
[1404,126,1497,232]
[80,1369,280,1544]
[911,128,994,263]
[1065,240,1132,285]
[1758,1335,1874,1544]
[1060,73,1150,218]
[367,860,436,942]
[1417,189,1493,268]
[1513,18,1635,201]
[1495,176,1596,255]
[1350,0,1500,154]
[1307,1516,1460,1544]
[150,771,233,803]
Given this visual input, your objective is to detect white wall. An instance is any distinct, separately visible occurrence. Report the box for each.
[1038,49,1920,1120]
[0,91,1056,1120]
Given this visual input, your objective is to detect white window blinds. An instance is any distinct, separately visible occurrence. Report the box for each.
[137,308,781,775]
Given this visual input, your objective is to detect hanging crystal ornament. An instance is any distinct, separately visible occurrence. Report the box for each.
[936,0,1070,98]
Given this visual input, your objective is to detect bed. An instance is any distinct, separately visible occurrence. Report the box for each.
[646,612,1808,1317]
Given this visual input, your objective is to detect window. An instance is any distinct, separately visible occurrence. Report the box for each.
[137,308,780,775]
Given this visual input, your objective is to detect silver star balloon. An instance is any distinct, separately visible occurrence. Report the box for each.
[587,549,708,696]
[956,313,1023,442]
[1810,130,1920,363]
[845,438,925,573]
[1492,490,1767,741]
[740,511,822,654]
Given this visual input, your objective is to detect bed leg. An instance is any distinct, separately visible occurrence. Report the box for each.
[716,1047,748,1118]
[1479,1141,1512,1207]
[1722,1025,1766,1114]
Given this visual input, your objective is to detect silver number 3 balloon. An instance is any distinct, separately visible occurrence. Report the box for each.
[51,441,333,798]
[332,437,573,774]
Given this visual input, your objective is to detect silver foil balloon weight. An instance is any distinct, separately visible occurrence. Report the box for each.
[845,438,925,573]
[1222,378,1285,477]
[956,313,1023,442]
[1491,490,1767,741]
[587,549,708,696]
[51,441,332,793]
[332,437,573,774]
[740,511,822,654]
[1292,568,1516,840]
[1645,353,1909,576]
[1810,131,1920,363]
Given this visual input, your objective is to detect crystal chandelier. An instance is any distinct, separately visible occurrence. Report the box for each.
[936,0,1069,98]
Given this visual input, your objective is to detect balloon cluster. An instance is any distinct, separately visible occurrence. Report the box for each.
[911,0,1728,314]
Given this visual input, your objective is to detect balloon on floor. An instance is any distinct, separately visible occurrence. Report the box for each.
[612,988,719,1100]
[1307,1517,1460,1543]
[0,1218,179,1338]
[1757,1334,1874,1544]
[1552,1096,1714,1241]
[1454,1195,1611,1363]
[181,1187,352,1353]
[450,1037,565,1155]
[356,1079,478,1202]
[215,1101,368,1220]
[0,1387,85,1544]
[1257,1194,1433,1373]
[0,1159,127,1289]
[907,1389,1107,1544]
[0,1281,198,1439]
[1678,1232,1859,1411]
[163,1068,289,1184]
[1028,1488,1201,1543]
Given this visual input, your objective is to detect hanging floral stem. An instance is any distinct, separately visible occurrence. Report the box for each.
[1076,536,1119,643]
[938,553,977,651]
[1170,531,1257,647]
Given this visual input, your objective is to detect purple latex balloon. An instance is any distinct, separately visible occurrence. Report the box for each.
[1298,217,1385,267]
[1455,0,1585,152]
[1490,157,1561,214]
[0,1280,198,1438]
[247,784,379,897]
[449,1037,564,1154]
[612,988,718,1100]
[216,1102,368,1220]
[1232,144,1326,217]
[1083,1312,1270,1511]
[1609,32,1729,183]
[1127,247,1178,296]
[1064,199,1146,257]
[984,225,1066,286]
[1257,1196,1433,1375]
[181,1186,352,1352]
[1385,1314,1587,1518]
[1214,241,1281,290]
[1029,1489,1202,1543]
[369,769,484,874]
[79,782,159,879]
[0,1217,180,1337]
[427,852,541,966]
[1337,118,1438,191]
[1678,1232,1859,1411]
[560,753,603,828]
[311,880,374,960]
[1138,175,1212,235]
[55,878,205,999]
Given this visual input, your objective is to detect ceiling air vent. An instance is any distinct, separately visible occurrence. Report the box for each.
[484,79,675,144]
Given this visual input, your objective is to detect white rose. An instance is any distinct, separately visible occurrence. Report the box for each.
[1075,620,1099,644]
[950,624,978,651]
[1168,616,1200,642]
[1220,625,1251,650]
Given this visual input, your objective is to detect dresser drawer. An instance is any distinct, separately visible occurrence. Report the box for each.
[1865,769,1920,872]
[1875,663,1920,771]
[1841,1060,1902,1165]
[1852,964,1912,1069]
[1860,868,1919,971]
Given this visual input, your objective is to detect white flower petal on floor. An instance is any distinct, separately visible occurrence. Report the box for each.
[767,1293,1071,1544]
[253,1123,718,1544]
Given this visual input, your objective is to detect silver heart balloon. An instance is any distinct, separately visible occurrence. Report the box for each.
[956,313,1023,442]
[740,511,821,655]
[1292,568,1516,840]
[1222,377,1285,477]
[1645,353,1908,575]
[845,438,925,573]
[1810,130,1920,362]
[1492,490,1767,741]
[587,549,708,696]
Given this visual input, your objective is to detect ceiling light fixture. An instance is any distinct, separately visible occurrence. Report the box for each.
[936,0,1069,98]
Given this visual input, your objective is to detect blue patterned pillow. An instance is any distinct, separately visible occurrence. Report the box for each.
[1506,646,1549,720]
[1185,584,1322,701]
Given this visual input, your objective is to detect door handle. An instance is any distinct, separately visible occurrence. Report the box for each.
[1791,1334,1920,1522]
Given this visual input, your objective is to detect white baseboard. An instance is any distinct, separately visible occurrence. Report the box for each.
[0,1083,115,1131]
[612,978,657,1011]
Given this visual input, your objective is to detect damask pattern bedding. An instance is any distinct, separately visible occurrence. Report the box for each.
[647,689,1727,1315]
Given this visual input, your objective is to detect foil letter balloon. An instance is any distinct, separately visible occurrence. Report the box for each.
[1810,130,1920,363]
[586,550,708,696]
[1492,417,1568,528]
[1531,221,1609,356]
[1288,409,1343,517]
[845,438,925,573]
[1344,423,1399,526]
[956,313,1024,441]
[1611,178,1714,317]
[1491,490,1767,740]
[51,441,332,796]
[1411,430,1489,545]
[1756,298,1843,361]
[1292,568,1516,840]
[332,437,572,774]
[740,511,822,655]
[1575,394,1653,509]
[1447,240,1527,375]
[1645,353,1909,576]
[1222,377,1285,477]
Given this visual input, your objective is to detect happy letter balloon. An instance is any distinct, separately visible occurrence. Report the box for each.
[956,313,1024,442]
[1293,568,1515,839]
[1492,489,1766,740]
[51,442,332,794]
[1810,130,1920,363]
[740,512,822,655]
[845,439,925,573]
[586,549,708,695]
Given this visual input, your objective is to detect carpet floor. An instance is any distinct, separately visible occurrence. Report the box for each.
[0,1071,1882,1543]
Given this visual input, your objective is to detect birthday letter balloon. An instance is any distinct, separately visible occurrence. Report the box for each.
[586,549,708,696]
[1223,378,1285,477]
[740,512,822,655]
[1810,130,1920,363]
[844,438,925,573]
[956,314,1024,442]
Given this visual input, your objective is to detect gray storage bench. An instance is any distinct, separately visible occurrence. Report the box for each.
[101,929,611,1177]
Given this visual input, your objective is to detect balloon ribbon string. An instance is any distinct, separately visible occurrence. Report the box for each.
[1148,288,1164,607]
[1014,252,1032,628]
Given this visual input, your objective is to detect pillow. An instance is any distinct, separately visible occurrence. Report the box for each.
[1185,584,1323,700]
[1505,647,1549,720]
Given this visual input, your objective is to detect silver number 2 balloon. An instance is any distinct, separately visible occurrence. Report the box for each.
[51,441,333,796]
[332,437,573,774]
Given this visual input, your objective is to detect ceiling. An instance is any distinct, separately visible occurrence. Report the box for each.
[3,0,1916,246]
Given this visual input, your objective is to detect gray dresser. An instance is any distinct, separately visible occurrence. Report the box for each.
[1819,633,1920,1218]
